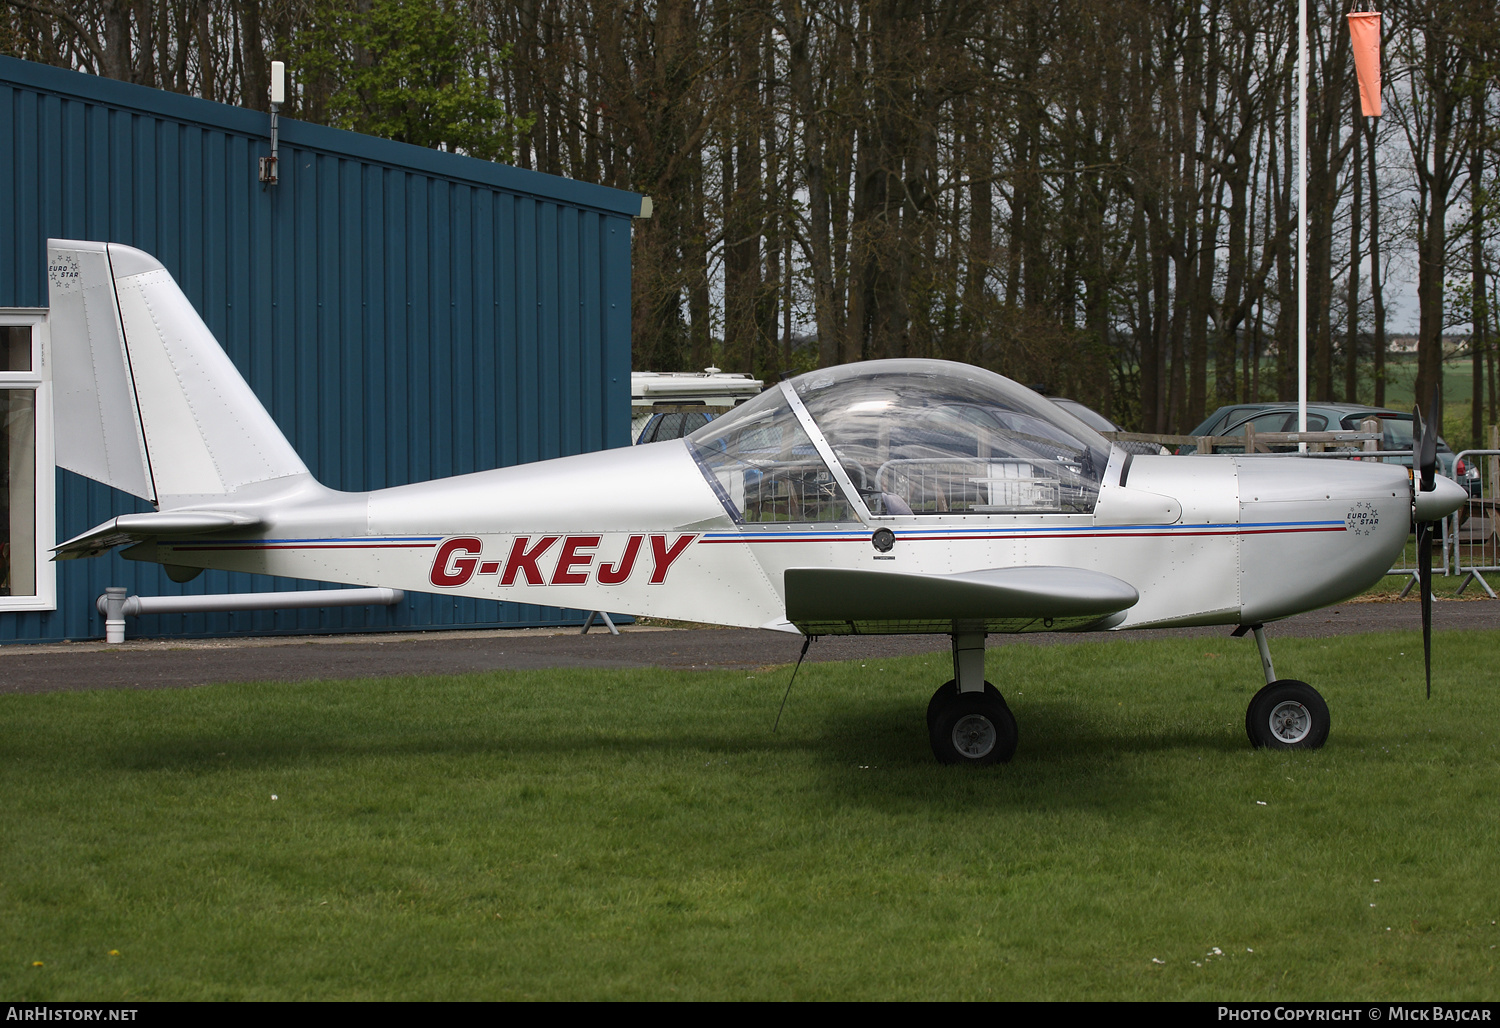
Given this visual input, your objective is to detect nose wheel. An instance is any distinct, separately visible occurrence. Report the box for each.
[1235,624,1330,750]
[1246,679,1330,750]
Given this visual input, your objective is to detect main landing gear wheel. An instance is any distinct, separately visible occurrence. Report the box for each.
[1245,679,1330,750]
[927,680,1017,766]
[926,680,1004,730]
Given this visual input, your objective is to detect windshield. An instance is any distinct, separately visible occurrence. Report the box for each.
[686,387,855,522]
[788,360,1110,514]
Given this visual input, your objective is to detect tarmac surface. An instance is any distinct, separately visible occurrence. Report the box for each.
[2,597,1496,695]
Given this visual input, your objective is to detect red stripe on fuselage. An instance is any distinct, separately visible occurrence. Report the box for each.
[697,525,1346,544]
[172,542,439,551]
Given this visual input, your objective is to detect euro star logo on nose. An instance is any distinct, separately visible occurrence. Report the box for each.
[1345,501,1379,537]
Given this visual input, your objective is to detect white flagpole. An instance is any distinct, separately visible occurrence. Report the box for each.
[1297,0,1308,445]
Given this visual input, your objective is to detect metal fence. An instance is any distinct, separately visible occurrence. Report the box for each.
[1450,448,1500,597]
[1105,427,1383,454]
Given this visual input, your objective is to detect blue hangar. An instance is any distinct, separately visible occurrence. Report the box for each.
[0,56,644,644]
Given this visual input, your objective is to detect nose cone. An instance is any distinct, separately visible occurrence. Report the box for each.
[1414,475,1467,522]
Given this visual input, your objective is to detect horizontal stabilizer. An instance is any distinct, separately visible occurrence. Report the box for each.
[53,511,264,561]
[784,566,1138,636]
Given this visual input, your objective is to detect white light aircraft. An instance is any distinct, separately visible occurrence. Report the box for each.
[46,240,1467,764]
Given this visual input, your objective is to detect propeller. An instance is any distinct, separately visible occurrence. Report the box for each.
[1413,393,1440,699]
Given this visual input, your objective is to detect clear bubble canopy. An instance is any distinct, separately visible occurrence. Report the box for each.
[688,360,1112,521]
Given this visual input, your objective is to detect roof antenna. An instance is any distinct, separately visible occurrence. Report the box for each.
[260,61,285,186]
[774,635,816,732]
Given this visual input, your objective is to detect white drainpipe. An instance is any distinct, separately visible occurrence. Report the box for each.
[96,587,405,643]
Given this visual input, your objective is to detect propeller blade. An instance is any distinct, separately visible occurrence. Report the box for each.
[1418,518,1433,699]
[1414,386,1441,698]
[1417,391,1439,493]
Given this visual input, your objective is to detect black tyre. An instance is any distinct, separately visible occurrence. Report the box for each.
[928,683,1017,765]
[926,680,1004,731]
[1245,679,1330,750]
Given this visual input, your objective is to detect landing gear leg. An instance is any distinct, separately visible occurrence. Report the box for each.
[1234,623,1330,750]
[1250,624,1277,686]
[926,631,1017,765]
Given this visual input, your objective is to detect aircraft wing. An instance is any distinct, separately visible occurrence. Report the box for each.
[784,566,1139,635]
[53,512,265,561]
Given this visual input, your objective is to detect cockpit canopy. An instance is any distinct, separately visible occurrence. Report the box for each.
[687,360,1111,522]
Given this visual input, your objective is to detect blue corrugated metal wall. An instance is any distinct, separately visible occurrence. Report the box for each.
[0,56,638,643]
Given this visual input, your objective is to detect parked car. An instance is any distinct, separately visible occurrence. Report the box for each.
[1183,402,1479,493]
[1185,403,1311,440]
[1187,402,1420,445]
[1048,397,1171,455]
[631,368,763,443]
[635,409,716,444]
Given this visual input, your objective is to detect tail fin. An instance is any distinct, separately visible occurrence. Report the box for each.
[48,240,308,509]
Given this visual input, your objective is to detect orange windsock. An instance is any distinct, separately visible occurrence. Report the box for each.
[1348,12,1382,117]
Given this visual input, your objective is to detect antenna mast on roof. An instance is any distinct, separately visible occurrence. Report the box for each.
[259,61,285,186]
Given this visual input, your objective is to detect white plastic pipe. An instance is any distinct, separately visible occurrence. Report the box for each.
[96,587,404,642]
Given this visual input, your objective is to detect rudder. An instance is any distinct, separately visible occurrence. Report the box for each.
[48,240,309,510]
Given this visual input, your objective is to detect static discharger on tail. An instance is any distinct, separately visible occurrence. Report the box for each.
[46,240,1468,765]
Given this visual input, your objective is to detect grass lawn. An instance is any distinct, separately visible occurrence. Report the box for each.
[3,630,1498,1000]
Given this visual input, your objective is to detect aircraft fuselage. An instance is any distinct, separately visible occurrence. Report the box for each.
[123,441,1415,633]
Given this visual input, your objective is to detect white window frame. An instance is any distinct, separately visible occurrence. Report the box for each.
[0,310,55,611]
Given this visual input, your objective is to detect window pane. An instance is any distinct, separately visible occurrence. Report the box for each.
[792,362,1107,514]
[687,387,852,522]
[2,326,31,372]
[2,389,36,596]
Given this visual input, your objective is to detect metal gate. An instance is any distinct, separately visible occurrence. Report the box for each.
[1449,449,1500,597]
